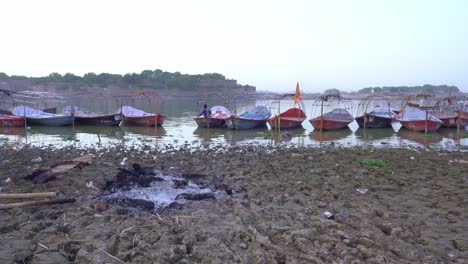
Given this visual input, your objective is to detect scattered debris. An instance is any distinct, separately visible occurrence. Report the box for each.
[24,155,92,184]
[338,212,350,220]
[31,157,42,163]
[86,181,99,191]
[356,188,368,194]
[324,211,334,219]
[0,198,76,209]
[0,192,56,199]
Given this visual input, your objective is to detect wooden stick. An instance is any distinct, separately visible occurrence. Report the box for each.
[0,192,57,199]
[0,198,75,209]
[98,248,126,264]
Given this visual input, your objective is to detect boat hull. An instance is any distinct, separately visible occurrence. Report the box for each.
[194,117,227,128]
[74,114,122,126]
[268,108,306,129]
[268,117,304,129]
[123,115,165,126]
[440,117,458,128]
[226,117,267,130]
[0,115,24,127]
[26,116,73,126]
[355,115,393,128]
[310,118,352,130]
[399,120,442,132]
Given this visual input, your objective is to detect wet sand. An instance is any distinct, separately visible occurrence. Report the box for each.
[0,145,467,263]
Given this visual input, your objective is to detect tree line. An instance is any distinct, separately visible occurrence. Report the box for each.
[0,70,230,90]
[358,85,460,94]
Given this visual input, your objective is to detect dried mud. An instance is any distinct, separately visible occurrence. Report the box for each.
[0,144,467,263]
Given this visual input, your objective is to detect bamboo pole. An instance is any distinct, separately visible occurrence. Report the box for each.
[0,198,75,209]
[320,99,324,133]
[0,192,56,199]
[425,109,428,135]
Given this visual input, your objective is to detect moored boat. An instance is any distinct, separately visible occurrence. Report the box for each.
[355,106,396,128]
[64,106,122,126]
[310,108,354,130]
[194,106,232,128]
[227,106,270,130]
[396,107,442,132]
[11,106,73,126]
[121,106,165,127]
[0,114,24,127]
[268,108,306,129]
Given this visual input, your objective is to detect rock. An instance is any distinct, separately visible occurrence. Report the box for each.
[173,179,188,189]
[240,243,248,249]
[453,239,466,251]
[94,200,110,212]
[376,222,392,235]
[32,251,68,264]
[168,202,184,210]
[358,237,375,248]
[0,160,9,166]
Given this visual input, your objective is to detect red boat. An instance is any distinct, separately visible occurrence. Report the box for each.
[396,107,442,132]
[121,106,165,127]
[310,108,354,130]
[194,106,232,128]
[268,108,306,129]
[0,114,24,127]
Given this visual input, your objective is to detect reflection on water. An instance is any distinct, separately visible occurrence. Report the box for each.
[397,129,443,145]
[0,99,467,150]
[310,128,352,142]
[355,128,395,141]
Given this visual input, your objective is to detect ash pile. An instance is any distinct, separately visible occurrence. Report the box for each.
[102,163,236,211]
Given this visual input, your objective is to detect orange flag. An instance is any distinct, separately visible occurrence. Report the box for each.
[294,82,302,104]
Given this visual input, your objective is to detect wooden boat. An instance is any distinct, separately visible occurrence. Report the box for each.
[268,108,306,129]
[194,106,232,128]
[226,106,270,130]
[64,106,122,126]
[11,106,73,126]
[433,98,467,128]
[0,114,24,127]
[355,106,397,128]
[310,108,354,130]
[396,106,442,132]
[121,106,165,127]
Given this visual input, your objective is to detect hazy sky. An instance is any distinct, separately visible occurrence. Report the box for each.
[0,0,467,92]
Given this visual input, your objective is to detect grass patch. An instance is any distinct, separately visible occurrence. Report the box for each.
[137,136,152,143]
[361,159,388,168]
[461,134,468,139]
[420,134,432,139]
[59,134,76,141]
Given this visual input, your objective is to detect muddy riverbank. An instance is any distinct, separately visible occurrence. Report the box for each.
[0,145,467,263]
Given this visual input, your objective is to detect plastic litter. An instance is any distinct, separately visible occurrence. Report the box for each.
[356,188,368,194]
[324,211,334,219]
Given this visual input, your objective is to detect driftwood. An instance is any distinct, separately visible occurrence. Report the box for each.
[175,192,216,201]
[24,155,92,184]
[0,192,56,199]
[0,198,76,209]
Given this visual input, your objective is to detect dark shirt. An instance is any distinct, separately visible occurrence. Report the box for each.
[199,108,211,117]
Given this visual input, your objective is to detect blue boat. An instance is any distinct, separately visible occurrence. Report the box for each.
[226,106,271,130]
[12,106,73,126]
